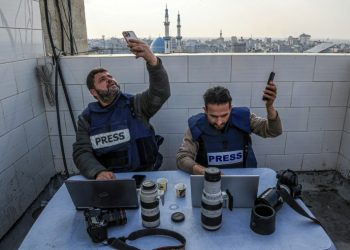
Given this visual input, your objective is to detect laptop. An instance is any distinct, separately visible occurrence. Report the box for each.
[65,179,139,210]
[190,175,259,208]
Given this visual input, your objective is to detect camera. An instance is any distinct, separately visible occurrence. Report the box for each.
[84,208,127,243]
[255,169,302,212]
[250,169,302,235]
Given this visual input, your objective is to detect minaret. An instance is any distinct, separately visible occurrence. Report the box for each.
[163,5,171,53]
[176,11,182,52]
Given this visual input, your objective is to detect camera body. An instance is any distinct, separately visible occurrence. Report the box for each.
[255,169,302,212]
[84,208,127,243]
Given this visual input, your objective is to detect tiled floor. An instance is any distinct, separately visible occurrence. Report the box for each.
[0,170,349,250]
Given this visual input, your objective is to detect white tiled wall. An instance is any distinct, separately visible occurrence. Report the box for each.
[0,0,53,239]
[53,53,350,181]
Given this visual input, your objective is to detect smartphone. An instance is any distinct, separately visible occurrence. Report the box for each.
[122,31,138,43]
[132,174,146,188]
[262,72,275,101]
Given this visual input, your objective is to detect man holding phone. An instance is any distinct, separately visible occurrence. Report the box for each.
[176,78,282,175]
[73,35,170,180]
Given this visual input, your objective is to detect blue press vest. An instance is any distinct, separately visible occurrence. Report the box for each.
[189,107,257,168]
[82,93,162,172]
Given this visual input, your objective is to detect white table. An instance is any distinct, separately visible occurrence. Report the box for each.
[19,168,335,250]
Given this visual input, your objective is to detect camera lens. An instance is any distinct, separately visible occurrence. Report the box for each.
[255,187,284,212]
[140,180,160,228]
[201,167,223,231]
[250,204,276,235]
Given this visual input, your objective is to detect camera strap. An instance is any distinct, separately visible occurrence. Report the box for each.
[107,228,186,250]
[278,188,326,232]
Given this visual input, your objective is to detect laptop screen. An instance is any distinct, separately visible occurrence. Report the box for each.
[190,175,259,208]
[65,179,139,210]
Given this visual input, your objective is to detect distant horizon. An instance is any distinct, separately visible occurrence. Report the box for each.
[88,35,350,43]
[85,0,350,40]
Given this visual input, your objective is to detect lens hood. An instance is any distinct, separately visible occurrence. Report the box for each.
[250,204,276,235]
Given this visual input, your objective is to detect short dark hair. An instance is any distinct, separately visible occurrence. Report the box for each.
[86,68,108,90]
[203,86,232,107]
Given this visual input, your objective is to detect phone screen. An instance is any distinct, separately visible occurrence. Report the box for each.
[132,174,146,188]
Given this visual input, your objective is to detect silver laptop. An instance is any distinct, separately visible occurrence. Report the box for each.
[190,175,259,208]
[65,179,139,210]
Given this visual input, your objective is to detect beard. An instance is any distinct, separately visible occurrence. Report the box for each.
[95,84,120,104]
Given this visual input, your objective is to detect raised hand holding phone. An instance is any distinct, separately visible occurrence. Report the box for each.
[262,72,275,101]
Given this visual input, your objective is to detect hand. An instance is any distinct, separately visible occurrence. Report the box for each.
[96,171,116,180]
[193,164,206,175]
[127,39,158,66]
[263,82,278,120]
[263,82,277,108]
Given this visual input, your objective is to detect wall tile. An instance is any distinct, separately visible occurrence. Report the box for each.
[60,57,101,85]
[340,131,350,158]
[225,82,252,107]
[0,166,21,238]
[65,110,80,136]
[231,55,274,81]
[31,29,44,58]
[285,131,323,154]
[14,59,37,92]
[100,56,144,83]
[158,55,188,82]
[337,156,350,179]
[0,28,16,63]
[322,131,342,153]
[24,113,48,149]
[30,84,45,116]
[330,82,350,106]
[0,102,6,136]
[3,91,33,131]
[0,0,26,28]
[276,107,309,131]
[274,55,315,81]
[50,135,75,159]
[159,157,176,171]
[266,154,303,171]
[32,0,42,30]
[308,107,346,130]
[0,126,28,173]
[252,133,286,155]
[168,83,210,108]
[314,55,350,81]
[291,82,332,107]
[344,108,350,133]
[189,55,231,82]
[151,109,188,134]
[0,62,17,100]
[302,153,338,171]
[46,111,65,136]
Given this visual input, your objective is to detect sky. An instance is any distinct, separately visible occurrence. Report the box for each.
[84,0,350,40]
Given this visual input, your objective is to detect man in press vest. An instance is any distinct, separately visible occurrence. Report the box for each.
[73,39,170,180]
[176,84,282,175]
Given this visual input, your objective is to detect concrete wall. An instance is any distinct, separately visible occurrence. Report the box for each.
[38,0,88,56]
[50,54,350,179]
[0,0,55,239]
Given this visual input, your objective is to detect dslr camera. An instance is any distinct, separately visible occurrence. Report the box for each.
[250,169,302,235]
[84,208,127,243]
[255,169,302,211]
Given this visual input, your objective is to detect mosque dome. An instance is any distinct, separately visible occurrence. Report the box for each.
[150,37,165,53]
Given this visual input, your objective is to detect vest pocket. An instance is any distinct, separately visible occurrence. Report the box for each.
[136,136,158,166]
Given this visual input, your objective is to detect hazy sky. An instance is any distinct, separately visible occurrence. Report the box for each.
[84,0,350,40]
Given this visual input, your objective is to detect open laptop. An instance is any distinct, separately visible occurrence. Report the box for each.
[190,175,259,208]
[65,179,139,210]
